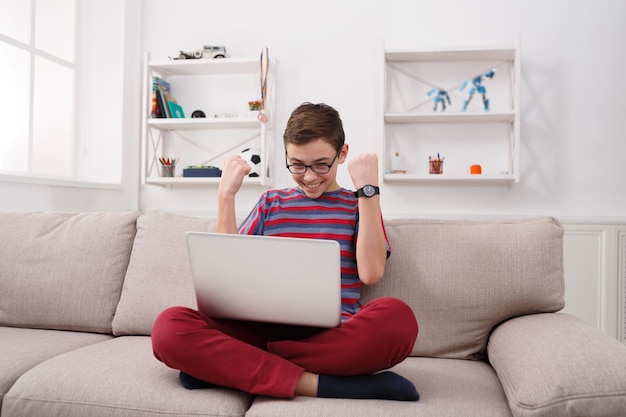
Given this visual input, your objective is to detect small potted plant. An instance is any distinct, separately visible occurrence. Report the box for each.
[247,100,267,122]
[248,100,263,116]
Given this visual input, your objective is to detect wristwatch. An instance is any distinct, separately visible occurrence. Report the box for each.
[354,184,380,198]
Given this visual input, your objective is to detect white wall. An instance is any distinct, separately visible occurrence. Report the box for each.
[562,224,626,341]
[139,0,626,220]
[76,0,125,184]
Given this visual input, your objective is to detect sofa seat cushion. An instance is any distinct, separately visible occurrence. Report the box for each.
[112,212,217,336]
[362,217,565,360]
[0,327,111,406]
[246,357,512,417]
[2,336,254,417]
[0,210,139,333]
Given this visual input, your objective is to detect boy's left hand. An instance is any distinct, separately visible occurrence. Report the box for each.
[348,153,379,190]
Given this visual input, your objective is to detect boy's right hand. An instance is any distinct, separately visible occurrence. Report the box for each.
[218,155,252,196]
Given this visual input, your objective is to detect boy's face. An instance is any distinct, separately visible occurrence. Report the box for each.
[285,139,347,199]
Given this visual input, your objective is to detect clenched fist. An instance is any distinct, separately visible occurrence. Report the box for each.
[218,155,252,197]
[348,153,379,190]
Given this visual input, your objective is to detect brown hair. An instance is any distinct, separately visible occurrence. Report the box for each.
[283,102,345,151]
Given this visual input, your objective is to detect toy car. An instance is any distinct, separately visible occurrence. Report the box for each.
[175,46,229,60]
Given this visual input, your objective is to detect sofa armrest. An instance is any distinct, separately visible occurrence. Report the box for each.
[487,313,626,417]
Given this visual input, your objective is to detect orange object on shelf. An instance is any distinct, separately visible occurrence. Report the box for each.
[470,164,482,174]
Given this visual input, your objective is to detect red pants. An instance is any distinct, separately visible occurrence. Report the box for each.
[151,297,417,398]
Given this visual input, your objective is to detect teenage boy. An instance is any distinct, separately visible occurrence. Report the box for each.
[152,102,419,401]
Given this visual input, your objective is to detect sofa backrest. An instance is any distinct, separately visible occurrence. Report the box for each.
[112,212,565,361]
[0,210,139,333]
[361,217,565,361]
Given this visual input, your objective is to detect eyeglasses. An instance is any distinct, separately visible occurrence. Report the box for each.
[285,150,340,174]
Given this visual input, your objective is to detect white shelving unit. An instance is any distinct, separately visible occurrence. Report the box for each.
[141,52,276,186]
[383,42,520,183]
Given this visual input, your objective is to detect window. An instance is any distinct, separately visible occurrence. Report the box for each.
[0,0,126,186]
[0,0,77,178]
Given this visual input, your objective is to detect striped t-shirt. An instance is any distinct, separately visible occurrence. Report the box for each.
[238,187,390,321]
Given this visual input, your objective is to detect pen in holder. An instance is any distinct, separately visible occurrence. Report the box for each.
[428,153,444,175]
[159,157,177,177]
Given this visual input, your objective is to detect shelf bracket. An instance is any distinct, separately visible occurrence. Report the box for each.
[147,128,163,178]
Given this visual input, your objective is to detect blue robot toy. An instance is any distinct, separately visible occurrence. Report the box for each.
[460,69,496,112]
[427,88,451,112]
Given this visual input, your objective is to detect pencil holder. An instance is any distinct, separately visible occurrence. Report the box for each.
[160,164,176,177]
[429,160,444,174]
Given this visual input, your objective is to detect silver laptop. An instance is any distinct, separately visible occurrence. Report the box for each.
[186,232,342,328]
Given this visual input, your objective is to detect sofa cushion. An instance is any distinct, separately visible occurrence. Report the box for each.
[362,217,565,360]
[2,336,254,417]
[488,313,626,417]
[0,327,111,405]
[112,212,217,336]
[246,357,512,417]
[0,210,139,333]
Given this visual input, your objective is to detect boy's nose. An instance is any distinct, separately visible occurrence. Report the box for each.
[303,169,318,181]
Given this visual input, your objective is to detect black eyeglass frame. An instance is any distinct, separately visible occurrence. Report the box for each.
[285,149,341,174]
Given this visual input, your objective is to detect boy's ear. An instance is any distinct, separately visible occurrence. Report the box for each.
[338,144,349,163]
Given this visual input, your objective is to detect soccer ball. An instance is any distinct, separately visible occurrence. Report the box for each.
[240,148,262,177]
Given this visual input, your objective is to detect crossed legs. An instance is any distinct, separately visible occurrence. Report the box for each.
[151,297,418,400]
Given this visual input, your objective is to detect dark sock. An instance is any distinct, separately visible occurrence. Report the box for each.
[317,371,419,401]
[178,371,219,390]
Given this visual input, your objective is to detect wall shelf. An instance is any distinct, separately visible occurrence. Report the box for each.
[140,51,276,187]
[382,41,520,184]
[384,112,516,124]
[147,118,262,131]
[148,57,260,76]
[146,176,262,186]
[384,173,516,183]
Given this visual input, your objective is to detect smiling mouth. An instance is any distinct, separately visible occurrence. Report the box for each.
[303,181,323,190]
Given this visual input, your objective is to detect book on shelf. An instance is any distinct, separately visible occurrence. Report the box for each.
[155,88,167,118]
[151,81,160,118]
[168,100,185,118]
[151,76,175,118]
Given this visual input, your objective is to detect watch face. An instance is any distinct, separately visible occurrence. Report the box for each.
[363,185,376,197]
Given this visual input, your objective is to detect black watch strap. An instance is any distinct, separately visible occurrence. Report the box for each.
[354,184,380,198]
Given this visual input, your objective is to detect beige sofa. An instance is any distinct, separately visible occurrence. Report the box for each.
[1,210,625,417]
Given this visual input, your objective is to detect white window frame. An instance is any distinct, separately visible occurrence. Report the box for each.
[0,0,120,190]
